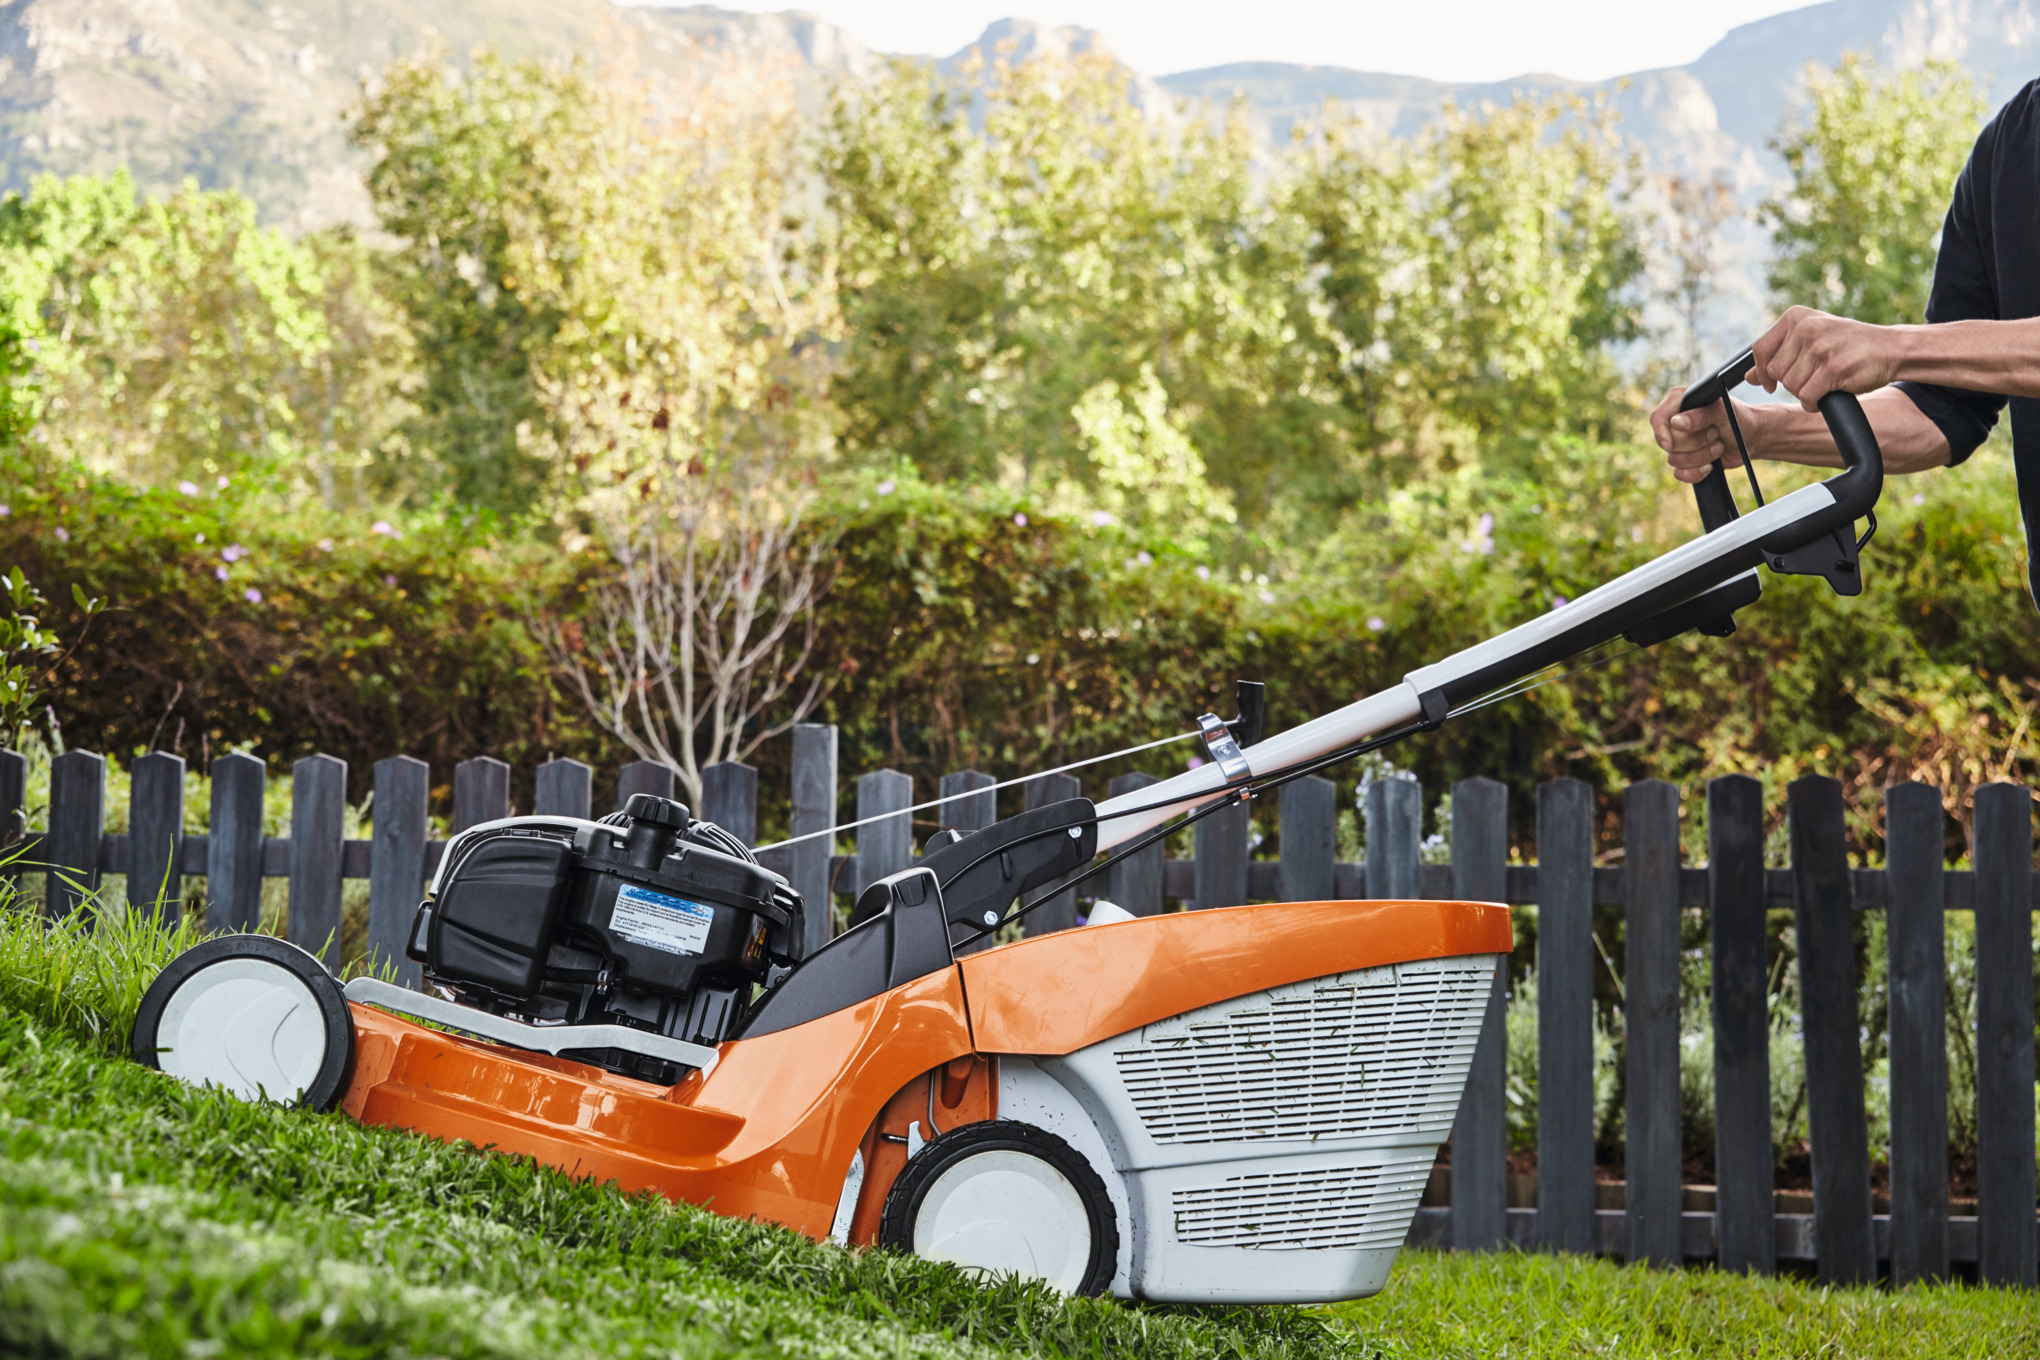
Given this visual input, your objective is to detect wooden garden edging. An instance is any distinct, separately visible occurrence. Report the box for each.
[1,731,2034,1286]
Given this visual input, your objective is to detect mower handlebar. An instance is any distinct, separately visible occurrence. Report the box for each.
[1672,347,1883,543]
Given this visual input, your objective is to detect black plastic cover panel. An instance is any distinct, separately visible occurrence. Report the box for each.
[431,833,575,999]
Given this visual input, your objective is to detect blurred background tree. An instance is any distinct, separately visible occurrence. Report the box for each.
[1761,55,1989,325]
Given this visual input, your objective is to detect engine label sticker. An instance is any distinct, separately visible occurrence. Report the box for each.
[610,884,715,956]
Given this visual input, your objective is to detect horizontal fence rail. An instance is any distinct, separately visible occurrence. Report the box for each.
[0,738,2034,1286]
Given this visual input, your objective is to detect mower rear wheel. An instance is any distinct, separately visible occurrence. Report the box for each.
[879,1119,1117,1295]
[131,935,355,1111]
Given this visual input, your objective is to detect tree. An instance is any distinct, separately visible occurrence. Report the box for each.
[0,172,413,504]
[1283,94,1647,492]
[1657,170,1739,379]
[1761,55,1988,326]
[823,50,1281,526]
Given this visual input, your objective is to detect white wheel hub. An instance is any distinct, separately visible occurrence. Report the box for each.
[911,1149,1093,1292]
[154,957,331,1103]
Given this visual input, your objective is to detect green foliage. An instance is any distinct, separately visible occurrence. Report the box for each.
[1762,55,1989,324]
[0,171,415,503]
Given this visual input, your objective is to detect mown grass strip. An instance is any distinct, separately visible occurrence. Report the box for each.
[1329,1243,2040,1360]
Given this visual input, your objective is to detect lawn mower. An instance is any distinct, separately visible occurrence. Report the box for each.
[130,351,1883,1302]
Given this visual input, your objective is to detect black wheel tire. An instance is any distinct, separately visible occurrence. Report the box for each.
[879,1119,1119,1296]
[130,934,355,1112]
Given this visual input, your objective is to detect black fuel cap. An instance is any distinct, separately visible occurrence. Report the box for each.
[624,793,690,828]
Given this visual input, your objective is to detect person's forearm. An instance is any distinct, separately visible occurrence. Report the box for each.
[1892,317,2040,398]
[1746,387,1952,474]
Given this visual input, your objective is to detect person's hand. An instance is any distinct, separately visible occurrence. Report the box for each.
[1751,306,1903,410]
[1650,387,1759,484]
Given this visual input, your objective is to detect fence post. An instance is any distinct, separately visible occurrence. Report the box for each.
[46,749,104,922]
[617,760,676,810]
[208,752,266,934]
[789,725,837,954]
[1026,772,1083,932]
[1536,778,1596,1254]
[128,751,185,925]
[702,762,758,846]
[1106,772,1163,916]
[1624,779,1682,1268]
[0,748,22,897]
[1972,781,2038,1288]
[939,771,996,834]
[534,758,592,819]
[1280,775,1336,902]
[288,754,347,970]
[1451,776,1508,1251]
[1787,775,1875,1286]
[369,755,429,988]
[453,756,510,833]
[1708,773,1774,1275]
[856,770,913,899]
[1365,777,1420,899]
[1885,780,1949,1285]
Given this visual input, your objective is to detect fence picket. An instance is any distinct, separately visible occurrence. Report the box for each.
[207,752,266,933]
[453,756,510,833]
[1025,772,1083,932]
[1536,778,1595,1254]
[1191,795,1250,912]
[1106,772,1163,916]
[1279,776,1336,903]
[1450,776,1508,1252]
[46,750,104,922]
[1788,775,1875,1286]
[288,754,347,969]
[788,725,837,955]
[128,752,185,925]
[702,762,758,847]
[1973,781,2038,1288]
[534,758,592,819]
[1364,778,1420,900]
[855,770,913,900]
[1708,774,1774,1275]
[369,755,429,987]
[1624,779,1683,1267]
[617,760,675,810]
[1885,780,1949,1285]
[0,748,22,896]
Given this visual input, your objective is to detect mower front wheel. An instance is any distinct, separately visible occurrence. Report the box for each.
[879,1119,1118,1295]
[131,935,356,1111]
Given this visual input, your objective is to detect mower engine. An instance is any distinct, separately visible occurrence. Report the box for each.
[406,793,803,1084]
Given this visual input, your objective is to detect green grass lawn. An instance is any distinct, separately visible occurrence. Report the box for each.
[0,899,2033,1359]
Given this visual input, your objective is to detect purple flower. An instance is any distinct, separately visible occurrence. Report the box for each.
[384,574,397,587]
[1135,550,1153,566]
[0,504,10,517]
[222,544,248,563]
[1477,513,1494,536]
[214,565,228,580]
[1013,512,1028,527]
[371,520,397,537]
[1195,565,1211,581]
[1187,756,1206,771]
[177,480,200,496]
[1552,595,1569,610]
[876,480,895,496]
[1091,511,1115,527]
[243,587,262,604]
[216,476,230,490]
[53,526,68,543]
[1367,616,1386,632]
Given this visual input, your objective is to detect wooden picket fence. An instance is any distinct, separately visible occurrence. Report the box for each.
[1,727,2035,1288]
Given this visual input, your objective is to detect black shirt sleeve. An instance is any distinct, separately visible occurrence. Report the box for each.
[1893,113,2009,466]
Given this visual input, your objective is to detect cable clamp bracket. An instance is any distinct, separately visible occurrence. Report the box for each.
[1198,711,1253,783]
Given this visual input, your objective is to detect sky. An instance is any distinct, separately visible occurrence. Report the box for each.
[664,1,1821,83]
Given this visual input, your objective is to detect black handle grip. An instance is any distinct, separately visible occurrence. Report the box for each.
[1813,389,1883,520]
[1677,347,1757,534]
